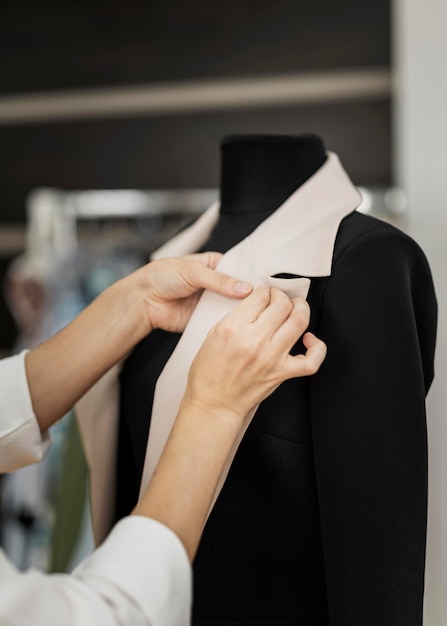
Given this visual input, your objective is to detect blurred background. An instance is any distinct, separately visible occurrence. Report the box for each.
[0,1,445,623]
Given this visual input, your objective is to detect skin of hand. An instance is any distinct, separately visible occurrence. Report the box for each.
[25,252,253,433]
[184,286,326,422]
[132,252,253,334]
[133,287,327,560]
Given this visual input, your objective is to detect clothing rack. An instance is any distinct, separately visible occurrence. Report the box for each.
[0,185,405,259]
[25,187,218,262]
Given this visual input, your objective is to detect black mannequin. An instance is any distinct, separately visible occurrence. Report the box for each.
[115,134,436,626]
[115,133,326,519]
[204,133,326,252]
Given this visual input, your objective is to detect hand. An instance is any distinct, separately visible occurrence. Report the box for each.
[132,287,325,560]
[24,252,252,433]
[183,287,327,424]
[132,252,253,333]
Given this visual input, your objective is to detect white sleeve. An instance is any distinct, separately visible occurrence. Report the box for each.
[0,516,192,626]
[0,351,51,472]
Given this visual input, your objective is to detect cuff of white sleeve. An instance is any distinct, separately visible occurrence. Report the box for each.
[74,516,192,626]
[0,350,51,472]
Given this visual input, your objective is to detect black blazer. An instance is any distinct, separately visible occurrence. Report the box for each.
[117,210,437,626]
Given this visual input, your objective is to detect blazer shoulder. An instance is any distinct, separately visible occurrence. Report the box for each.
[333,211,430,268]
[327,211,437,394]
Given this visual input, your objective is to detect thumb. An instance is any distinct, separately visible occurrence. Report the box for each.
[283,332,327,379]
[188,263,253,299]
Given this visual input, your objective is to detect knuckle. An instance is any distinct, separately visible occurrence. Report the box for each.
[295,361,312,378]
[238,335,259,362]
[293,299,310,325]
[216,317,234,337]
[254,286,271,305]
[304,355,321,375]
[304,361,317,376]
[280,295,294,313]
[271,288,293,313]
[294,296,310,314]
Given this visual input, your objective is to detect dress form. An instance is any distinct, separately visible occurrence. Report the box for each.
[203,133,326,252]
[114,133,435,626]
[117,134,329,623]
[115,133,326,520]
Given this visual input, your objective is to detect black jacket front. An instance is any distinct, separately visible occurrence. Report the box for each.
[117,210,437,626]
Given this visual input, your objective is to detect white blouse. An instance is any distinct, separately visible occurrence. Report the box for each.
[0,352,191,626]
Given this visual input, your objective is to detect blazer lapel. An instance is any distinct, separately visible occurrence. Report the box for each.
[139,153,361,514]
[153,152,361,279]
[77,151,361,542]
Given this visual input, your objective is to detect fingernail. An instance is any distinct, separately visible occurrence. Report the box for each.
[234,281,252,294]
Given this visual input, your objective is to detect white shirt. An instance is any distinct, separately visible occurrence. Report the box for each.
[0,352,191,626]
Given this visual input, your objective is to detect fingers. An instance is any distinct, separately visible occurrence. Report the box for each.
[221,287,272,324]
[234,288,326,380]
[283,332,327,379]
[256,289,300,339]
[187,289,326,423]
[182,255,253,299]
[302,331,327,366]
[223,288,307,336]
[268,296,310,350]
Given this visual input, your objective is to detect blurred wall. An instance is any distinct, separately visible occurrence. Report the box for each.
[0,1,390,220]
[0,1,391,352]
[394,1,447,624]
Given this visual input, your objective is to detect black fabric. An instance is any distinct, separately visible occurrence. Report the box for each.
[220,133,326,216]
[115,329,181,517]
[116,209,437,626]
[307,213,436,625]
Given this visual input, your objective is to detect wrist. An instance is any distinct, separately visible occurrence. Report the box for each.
[98,275,152,354]
[178,393,246,438]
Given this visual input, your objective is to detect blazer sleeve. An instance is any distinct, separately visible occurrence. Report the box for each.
[311,227,437,625]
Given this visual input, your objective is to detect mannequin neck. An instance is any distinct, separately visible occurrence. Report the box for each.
[219,133,327,216]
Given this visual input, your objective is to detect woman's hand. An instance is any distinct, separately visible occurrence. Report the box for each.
[184,287,327,424]
[129,252,253,334]
[134,287,326,560]
[26,252,252,433]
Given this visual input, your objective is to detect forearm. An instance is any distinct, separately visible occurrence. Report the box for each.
[132,399,241,561]
[26,276,149,433]
[23,253,254,435]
